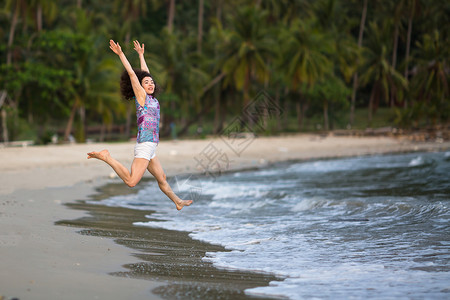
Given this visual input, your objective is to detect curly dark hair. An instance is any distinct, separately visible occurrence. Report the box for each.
[120,69,161,100]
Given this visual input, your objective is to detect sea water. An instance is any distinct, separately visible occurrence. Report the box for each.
[92,151,450,299]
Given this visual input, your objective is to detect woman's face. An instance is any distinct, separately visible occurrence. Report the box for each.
[141,76,155,95]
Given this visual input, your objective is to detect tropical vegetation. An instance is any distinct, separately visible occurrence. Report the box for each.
[0,0,448,143]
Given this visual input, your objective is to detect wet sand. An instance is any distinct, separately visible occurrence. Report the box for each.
[1,134,448,299]
[56,181,280,299]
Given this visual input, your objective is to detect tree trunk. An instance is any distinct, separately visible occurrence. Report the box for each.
[391,24,399,69]
[167,0,175,33]
[28,101,33,124]
[323,100,329,131]
[404,20,413,80]
[283,87,289,130]
[213,86,222,134]
[390,23,399,107]
[275,88,281,132]
[368,87,375,125]
[302,102,309,130]
[404,0,415,109]
[296,96,307,131]
[216,0,222,22]
[36,3,42,32]
[197,0,204,54]
[243,66,251,127]
[77,106,86,143]
[296,101,301,130]
[0,91,8,143]
[7,0,20,65]
[350,0,368,126]
[64,98,79,141]
[1,109,7,144]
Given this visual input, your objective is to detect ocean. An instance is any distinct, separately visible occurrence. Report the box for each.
[89,151,450,299]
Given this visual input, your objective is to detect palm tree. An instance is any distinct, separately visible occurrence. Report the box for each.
[114,0,148,43]
[359,21,407,124]
[313,0,359,128]
[1,0,30,143]
[404,0,419,82]
[349,0,368,126]
[218,6,274,125]
[308,74,350,131]
[29,0,58,32]
[197,0,204,54]
[386,0,408,107]
[88,58,127,142]
[145,28,210,137]
[61,8,119,142]
[167,0,175,33]
[113,0,150,138]
[409,30,449,124]
[279,18,333,130]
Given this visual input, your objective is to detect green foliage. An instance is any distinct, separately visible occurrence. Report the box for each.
[0,0,448,143]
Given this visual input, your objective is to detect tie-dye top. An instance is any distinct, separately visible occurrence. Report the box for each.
[135,94,160,143]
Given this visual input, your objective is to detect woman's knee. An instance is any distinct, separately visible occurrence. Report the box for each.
[157,173,167,186]
[126,177,140,188]
[127,182,137,188]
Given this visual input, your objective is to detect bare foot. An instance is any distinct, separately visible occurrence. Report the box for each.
[176,200,193,211]
[87,149,110,161]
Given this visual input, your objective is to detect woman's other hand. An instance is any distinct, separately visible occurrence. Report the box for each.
[109,40,123,55]
[133,40,145,55]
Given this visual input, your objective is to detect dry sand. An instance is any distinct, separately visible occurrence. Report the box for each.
[0,134,448,300]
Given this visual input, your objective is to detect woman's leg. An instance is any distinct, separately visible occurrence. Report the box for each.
[147,156,193,210]
[87,150,148,187]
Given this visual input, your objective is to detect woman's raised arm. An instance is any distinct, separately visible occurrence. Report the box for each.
[133,40,150,74]
[109,40,146,106]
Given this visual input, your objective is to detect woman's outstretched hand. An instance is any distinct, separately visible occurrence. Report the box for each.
[109,39,123,55]
[133,40,145,55]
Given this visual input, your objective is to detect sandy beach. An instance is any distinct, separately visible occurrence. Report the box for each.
[1,133,449,300]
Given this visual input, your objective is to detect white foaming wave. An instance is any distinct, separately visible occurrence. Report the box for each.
[134,219,203,233]
[247,169,284,177]
[208,197,271,211]
[129,152,449,300]
[202,250,285,276]
[197,225,447,299]
[444,151,450,158]
[408,156,424,167]
[287,159,362,173]
[245,265,450,300]
[230,237,274,246]
[201,180,271,201]
[148,217,286,252]
[289,153,431,174]
[291,197,335,212]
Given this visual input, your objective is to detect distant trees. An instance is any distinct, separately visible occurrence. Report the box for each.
[0,0,448,143]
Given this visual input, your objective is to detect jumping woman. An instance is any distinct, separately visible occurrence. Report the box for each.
[87,40,192,211]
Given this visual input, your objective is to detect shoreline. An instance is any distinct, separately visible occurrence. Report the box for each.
[56,181,282,299]
[0,180,163,300]
[1,134,449,195]
[1,134,449,299]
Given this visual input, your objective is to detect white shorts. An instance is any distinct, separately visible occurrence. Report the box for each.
[134,142,157,160]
